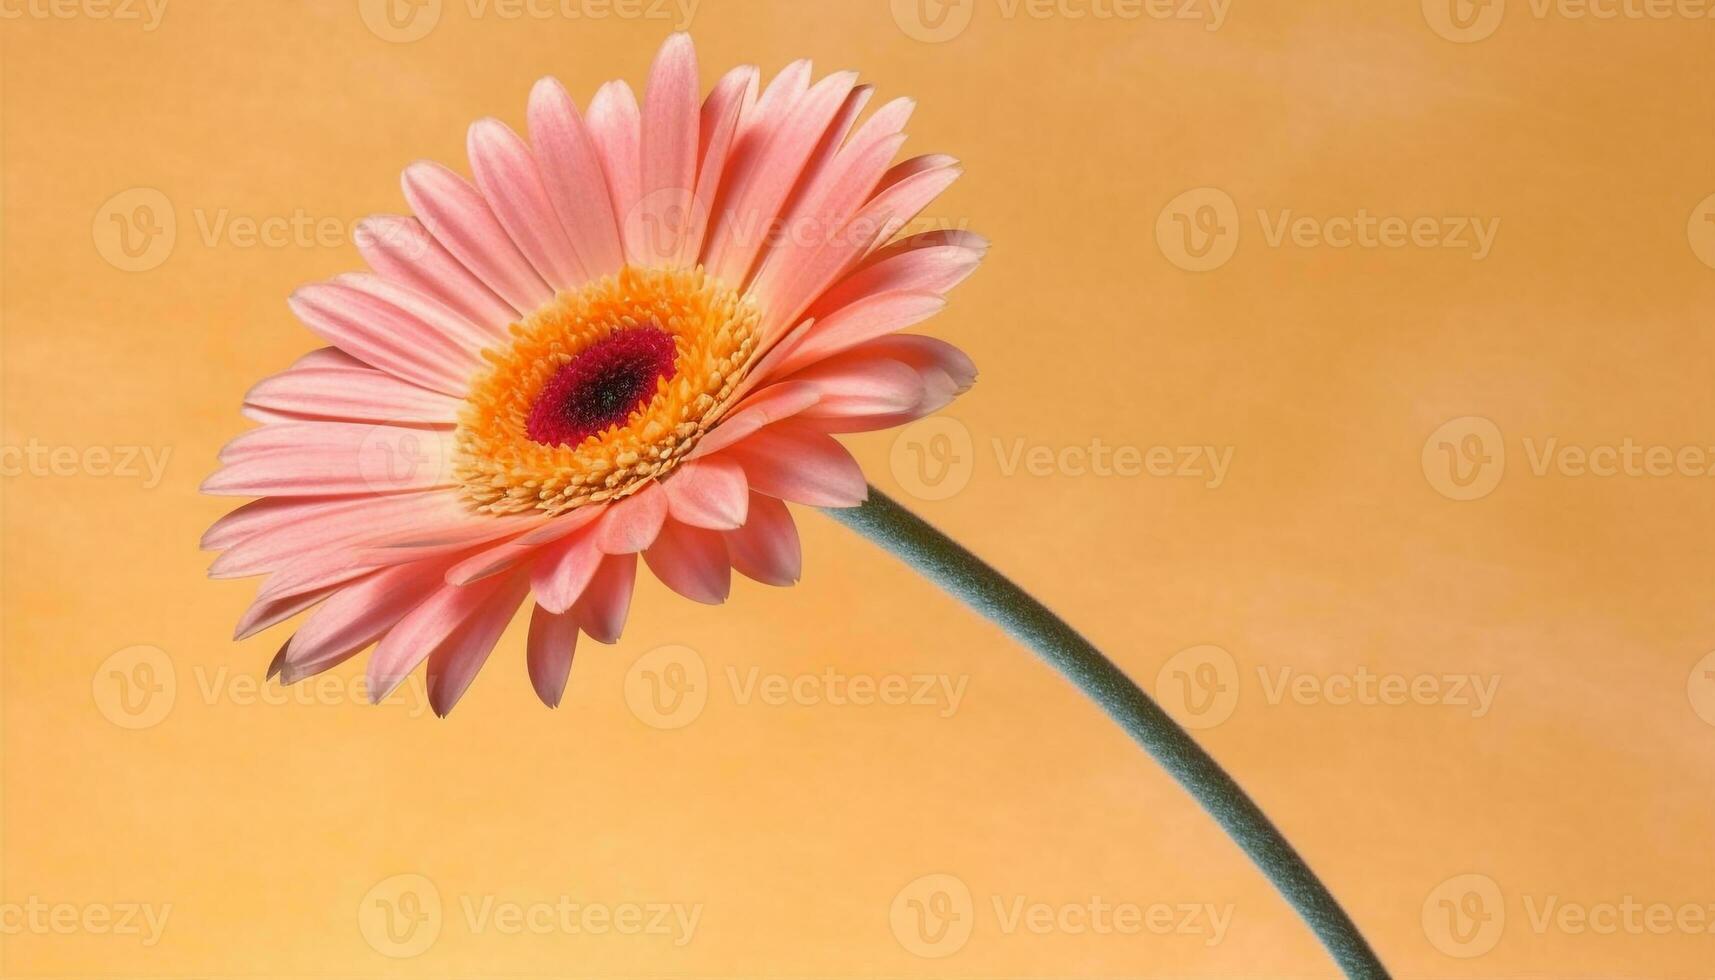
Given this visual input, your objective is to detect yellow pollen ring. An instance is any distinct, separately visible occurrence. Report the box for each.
[455,266,760,516]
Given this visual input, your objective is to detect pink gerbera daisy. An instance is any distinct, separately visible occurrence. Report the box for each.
[201,33,984,716]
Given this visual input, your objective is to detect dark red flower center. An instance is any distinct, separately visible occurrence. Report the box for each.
[525,326,679,448]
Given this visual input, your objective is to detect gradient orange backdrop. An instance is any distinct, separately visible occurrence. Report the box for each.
[3,0,1715,976]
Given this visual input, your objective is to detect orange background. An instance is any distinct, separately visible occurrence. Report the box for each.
[4,0,1715,976]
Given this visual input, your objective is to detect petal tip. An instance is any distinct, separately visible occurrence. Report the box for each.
[266,641,290,681]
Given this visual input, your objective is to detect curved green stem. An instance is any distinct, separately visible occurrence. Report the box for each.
[823,488,1389,980]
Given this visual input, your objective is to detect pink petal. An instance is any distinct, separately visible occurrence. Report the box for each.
[750,131,906,332]
[530,523,605,614]
[876,153,960,194]
[767,162,963,334]
[279,555,458,683]
[528,77,626,279]
[800,335,977,434]
[289,347,365,371]
[806,236,986,322]
[209,490,462,580]
[726,492,801,586]
[770,291,946,376]
[663,456,749,530]
[287,279,487,395]
[850,158,965,255]
[468,117,588,291]
[239,405,299,426]
[842,96,917,164]
[357,511,548,566]
[585,81,643,265]
[643,519,731,605]
[203,493,368,551]
[244,363,461,426]
[203,424,458,497]
[856,334,978,388]
[335,273,498,352]
[690,381,820,459]
[366,571,514,703]
[705,71,858,289]
[253,549,388,608]
[526,605,578,708]
[790,355,926,419]
[758,82,874,258]
[572,553,637,643]
[514,503,607,546]
[695,59,808,272]
[708,58,810,213]
[356,214,518,329]
[233,583,340,641]
[425,574,532,716]
[254,512,534,612]
[636,33,700,267]
[723,421,868,508]
[681,65,756,266]
[741,60,812,145]
[792,84,874,205]
[402,161,553,313]
[863,227,990,266]
[716,316,819,409]
[444,535,539,587]
[594,481,668,554]
[745,83,879,301]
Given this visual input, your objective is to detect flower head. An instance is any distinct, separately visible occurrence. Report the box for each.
[202,34,983,715]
